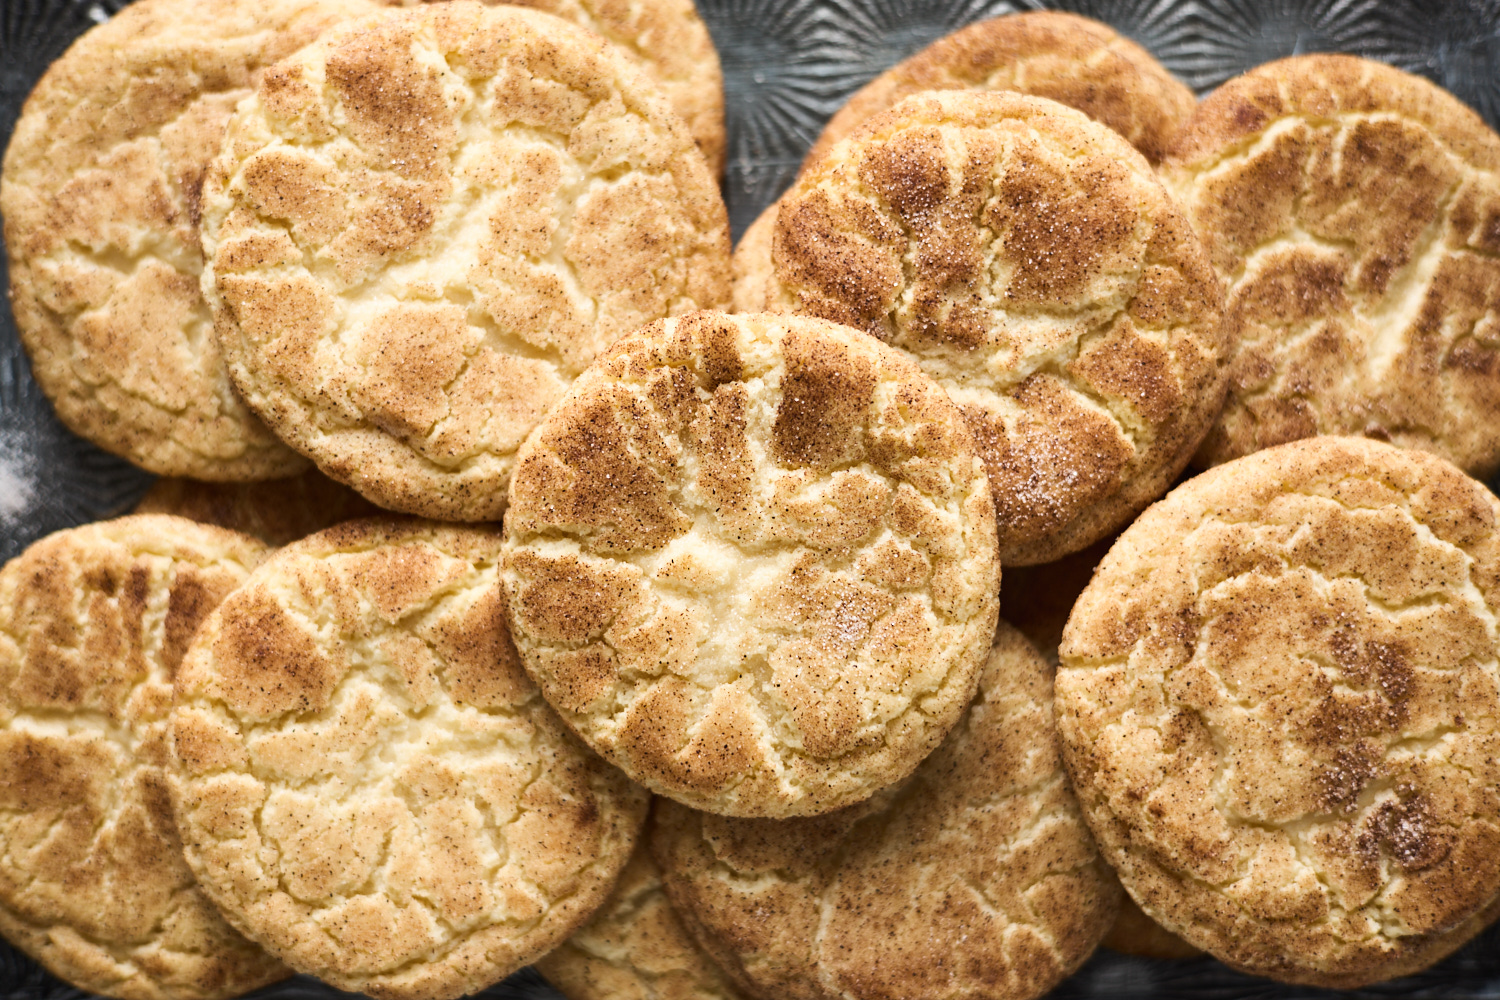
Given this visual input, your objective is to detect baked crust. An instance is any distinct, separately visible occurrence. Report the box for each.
[202,1,731,520]
[0,0,379,479]
[0,516,284,1000]
[169,518,650,1000]
[1162,54,1500,476]
[651,623,1120,1000]
[535,805,748,1000]
[492,0,725,176]
[502,310,999,817]
[808,10,1194,167]
[1057,436,1500,987]
[134,470,380,546]
[748,91,1228,565]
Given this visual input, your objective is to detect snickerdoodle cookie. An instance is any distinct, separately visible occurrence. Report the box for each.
[0,0,377,479]
[535,806,748,1000]
[0,516,283,999]
[134,469,380,546]
[202,1,731,521]
[1057,436,1500,986]
[744,91,1227,565]
[1163,55,1500,476]
[169,519,649,1000]
[809,11,1194,167]
[652,623,1120,1000]
[501,311,999,818]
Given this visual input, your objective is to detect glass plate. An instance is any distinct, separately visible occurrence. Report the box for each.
[5,0,1500,997]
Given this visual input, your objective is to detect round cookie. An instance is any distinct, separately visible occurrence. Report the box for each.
[1162,54,1500,477]
[0,0,380,480]
[746,91,1228,565]
[501,310,999,818]
[135,469,381,546]
[808,10,1195,168]
[535,806,748,1000]
[0,516,283,1000]
[652,623,1121,1000]
[1056,436,1500,987]
[201,1,731,521]
[169,519,650,1000]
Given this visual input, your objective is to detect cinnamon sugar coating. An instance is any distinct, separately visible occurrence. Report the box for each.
[807,10,1194,167]
[202,2,730,520]
[1057,436,1500,986]
[460,0,725,176]
[169,519,649,1000]
[0,0,378,479]
[733,12,1195,322]
[744,91,1228,565]
[1163,55,1500,476]
[0,517,283,1000]
[501,311,999,817]
[651,624,1120,1000]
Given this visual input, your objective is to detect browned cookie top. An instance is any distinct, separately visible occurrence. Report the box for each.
[1058,436,1500,987]
[502,311,999,818]
[1164,54,1500,476]
[170,519,649,1000]
[751,91,1228,565]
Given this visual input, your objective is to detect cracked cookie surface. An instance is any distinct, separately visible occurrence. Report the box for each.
[501,311,999,818]
[135,469,381,547]
[732,11,1193,319]
[536,803,748,1000]
[1056,436,1500,987]
[0,516,282,1000]
[0,0,377,479]
[445,0,726,176]
[169,518,649,1000]
[651,623,1120,1000]
[742,91,1228,566]
[201,1,731,521]
[1163,55,1500,477]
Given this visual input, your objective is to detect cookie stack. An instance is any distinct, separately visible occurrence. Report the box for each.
[6,3,1500,1000]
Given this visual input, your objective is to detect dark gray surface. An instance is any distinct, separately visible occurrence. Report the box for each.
[5,0,1500,996]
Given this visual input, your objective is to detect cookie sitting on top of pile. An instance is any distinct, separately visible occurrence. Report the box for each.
[740,90,1228,566]
[1058,436,1500,986]
[501,310,1000,818]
